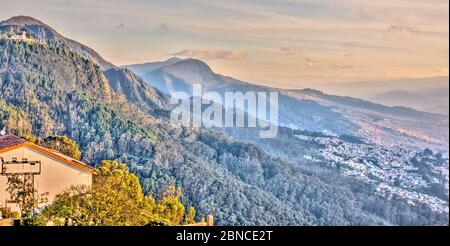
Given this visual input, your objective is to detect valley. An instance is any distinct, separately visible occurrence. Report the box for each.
[0,16,448,226]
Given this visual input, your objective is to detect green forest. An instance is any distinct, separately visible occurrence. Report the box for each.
[1,36,447,226]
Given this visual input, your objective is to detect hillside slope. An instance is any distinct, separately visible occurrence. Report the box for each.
[1,17,448,225]
[128,58,448,150]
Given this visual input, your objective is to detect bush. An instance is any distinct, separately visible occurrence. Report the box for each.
[39,160,198,226]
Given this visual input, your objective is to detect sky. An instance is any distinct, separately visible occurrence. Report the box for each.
[0,0,448,88]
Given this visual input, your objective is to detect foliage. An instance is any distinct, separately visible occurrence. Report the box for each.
[21,134,81,160]
[0,37,447,226]
[0,99,32,136]
[41,135,81,160]
[6,174,48,224]
[184,206,196,225]
[40,161,197,226]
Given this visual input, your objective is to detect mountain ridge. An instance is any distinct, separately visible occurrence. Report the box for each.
[0,15,114,70]
[128,58,446,118]
[315,76,449,114]
[127,57,448,150]
[1,16,448,226]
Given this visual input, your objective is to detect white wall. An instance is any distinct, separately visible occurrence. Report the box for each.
[0,146,93,212]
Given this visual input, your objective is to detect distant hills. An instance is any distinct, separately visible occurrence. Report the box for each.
[128,58,358,135]
[1,16,448,225]
[315,77,449,115]
[370,88,449,115]
[126,58,448,149]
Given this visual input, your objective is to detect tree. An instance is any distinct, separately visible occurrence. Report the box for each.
[6,174,48,224]
[184,207,196,225]
[40,160,198,226]
[152,186,185,225]
[0,100,32,136]
[20,134,81,160]
[41,135,81,160]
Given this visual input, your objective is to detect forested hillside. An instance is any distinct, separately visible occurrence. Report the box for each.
[0,28,447,225]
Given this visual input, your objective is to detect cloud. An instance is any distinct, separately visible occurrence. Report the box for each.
[170,49,247,60]
[305,57,320,67]
[115,23,125,29]
[384,25,421,35]
[331,63,355,69]
[158,23,171,31]
[435,67,449,73]
[278,47,303,55]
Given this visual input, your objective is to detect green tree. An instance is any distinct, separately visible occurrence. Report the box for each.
[41,135,81,160]
[184,206,196,225]
[152,186,185,225]
[20,134,81,160]
[6,174,48,225]
[40,160,198,226]
[0,100,32,136]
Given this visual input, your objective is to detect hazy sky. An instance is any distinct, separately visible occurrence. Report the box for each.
[0,0,448,88]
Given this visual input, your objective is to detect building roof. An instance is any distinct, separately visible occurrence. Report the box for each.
[0,135,96,174]
[0,135,25,150]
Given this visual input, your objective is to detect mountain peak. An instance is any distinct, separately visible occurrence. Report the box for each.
[165,57,184,63]
[0,16,47,26]
[0,15,62,40]
[0,15,114,70]
[300,88,324,95]
[169,58,214,73]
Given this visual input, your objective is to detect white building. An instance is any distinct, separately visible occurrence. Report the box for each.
[20,31,27,40]
[0,135,96,213]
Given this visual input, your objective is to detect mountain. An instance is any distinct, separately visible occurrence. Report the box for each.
[127,58,449,221]
[317,76,449,97]
[128,58,358,135]
[126,58,448,150]
[0,25,310,225]
[104,67,169,114]
[372,90,430,104]
[284,88,448,151]
[290,88,440,120]
[129,57,256,94]
[125,57,183,76]
[315,77,449,115]
[1,16,448,225]
[0,16,169,115]
[0,16,114,70]
[370,90,449,115]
